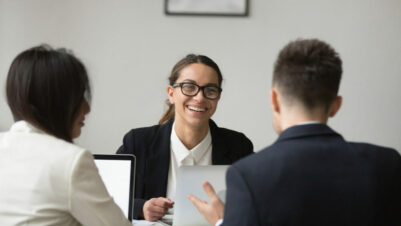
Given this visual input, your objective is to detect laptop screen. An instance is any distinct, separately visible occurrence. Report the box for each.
[93,154,135,221]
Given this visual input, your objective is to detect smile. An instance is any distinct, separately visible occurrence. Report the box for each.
[187,106,207,112]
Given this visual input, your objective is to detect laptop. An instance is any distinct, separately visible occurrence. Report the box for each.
[172,165,229,226]
[93,154,135,221]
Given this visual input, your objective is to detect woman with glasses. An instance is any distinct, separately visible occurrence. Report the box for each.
[0,45,132,226]
[117,54,253,221]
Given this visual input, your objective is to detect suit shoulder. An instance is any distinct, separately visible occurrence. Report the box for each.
[214,126,251,143]
[231,144,280,170]
[348,141,396,151]
[123,124,161,141]
[117,122,170,155]
[215,126,254,154]
[348,142,401,160]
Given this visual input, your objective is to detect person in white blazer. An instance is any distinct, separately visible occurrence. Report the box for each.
[0,45,132,226]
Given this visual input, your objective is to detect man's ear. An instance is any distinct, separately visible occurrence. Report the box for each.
[270,88,280,114]
[167,86,175,104]
[329,96,342,117]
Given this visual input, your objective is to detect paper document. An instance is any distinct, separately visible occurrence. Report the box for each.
[132,220,170,226]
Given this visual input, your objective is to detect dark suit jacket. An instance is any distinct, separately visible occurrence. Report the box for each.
[222,124,401,226]
[116,119,253,219]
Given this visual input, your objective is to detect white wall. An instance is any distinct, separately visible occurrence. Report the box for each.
[1,0,400,154]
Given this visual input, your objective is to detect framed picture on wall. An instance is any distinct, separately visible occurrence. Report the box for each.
[165,0,249,17]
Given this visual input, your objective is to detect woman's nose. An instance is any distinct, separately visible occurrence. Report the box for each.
[83,100,91,115]
[192,89,206,101]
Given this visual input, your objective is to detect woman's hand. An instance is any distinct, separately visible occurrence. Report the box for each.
[143,197,174,221]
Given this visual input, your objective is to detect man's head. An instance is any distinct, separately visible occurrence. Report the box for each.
[271,39,343,133]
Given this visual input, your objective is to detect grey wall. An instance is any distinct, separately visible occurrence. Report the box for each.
[1,0,400,154]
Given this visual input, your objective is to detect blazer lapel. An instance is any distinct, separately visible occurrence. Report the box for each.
[144,120,173,198]
[210,120,231,165]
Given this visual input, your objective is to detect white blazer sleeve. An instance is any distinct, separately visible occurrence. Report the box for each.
[69,150,132,226]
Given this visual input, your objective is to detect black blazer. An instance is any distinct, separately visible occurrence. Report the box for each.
[116,119,253,219]
[222,124,401,226]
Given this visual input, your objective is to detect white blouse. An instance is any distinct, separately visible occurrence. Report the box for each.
[166,123,213,203]
[0,121,132,226]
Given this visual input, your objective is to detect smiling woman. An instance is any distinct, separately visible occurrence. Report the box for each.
[116,54,254,222]
[162,54,223,129]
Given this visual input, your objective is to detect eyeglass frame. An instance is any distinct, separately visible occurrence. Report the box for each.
[172,82,222,100]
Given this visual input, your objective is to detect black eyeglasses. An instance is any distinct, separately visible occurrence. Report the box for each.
[172,82,222,100]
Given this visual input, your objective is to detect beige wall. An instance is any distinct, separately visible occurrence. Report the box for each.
[1,0,400,153]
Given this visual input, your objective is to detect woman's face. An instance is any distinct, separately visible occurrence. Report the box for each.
[71,100,90,139]
[168,63,221,128]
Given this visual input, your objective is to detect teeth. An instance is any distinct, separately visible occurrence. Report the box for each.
[188,106,206,112]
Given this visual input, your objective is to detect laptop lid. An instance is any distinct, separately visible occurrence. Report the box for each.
[93,154,135,221]
[173,165,228,226]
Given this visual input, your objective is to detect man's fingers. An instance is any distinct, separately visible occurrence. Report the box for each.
[188,193,223,226]
[202,181,218,201]
[187,194,207,211]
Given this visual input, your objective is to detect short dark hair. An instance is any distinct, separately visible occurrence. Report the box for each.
[6,44,91,142]
[273,39,342,111]
[158,54,223,125]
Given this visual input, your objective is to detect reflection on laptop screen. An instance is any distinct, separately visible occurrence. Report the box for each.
[94,154,135,221]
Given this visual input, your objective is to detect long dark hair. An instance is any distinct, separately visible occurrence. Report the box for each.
[6,44,91,142]
[158,54,223,125]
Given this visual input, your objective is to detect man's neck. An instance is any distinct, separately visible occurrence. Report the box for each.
[279,109,329,133]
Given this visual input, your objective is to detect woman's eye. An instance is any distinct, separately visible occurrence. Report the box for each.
[205,87,218,94]
[183,84,197,92]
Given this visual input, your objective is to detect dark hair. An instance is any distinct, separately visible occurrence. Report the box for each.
[158,54,223,125]
[273,39,342,112]
[6,44,91,142]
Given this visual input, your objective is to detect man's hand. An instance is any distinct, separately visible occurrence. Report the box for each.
[187,181,225,225]
[143,197,174,221]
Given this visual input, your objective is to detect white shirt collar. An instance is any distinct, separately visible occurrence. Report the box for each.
[9,120,44,134]
[171,123,212,165]
[296,121,322,126]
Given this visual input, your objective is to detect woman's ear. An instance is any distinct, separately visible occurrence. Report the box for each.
[167,86,175,104]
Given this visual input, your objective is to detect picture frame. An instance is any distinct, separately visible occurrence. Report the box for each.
[165,0,249,17]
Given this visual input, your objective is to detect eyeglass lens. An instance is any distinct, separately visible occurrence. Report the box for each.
[181,83,220,99]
